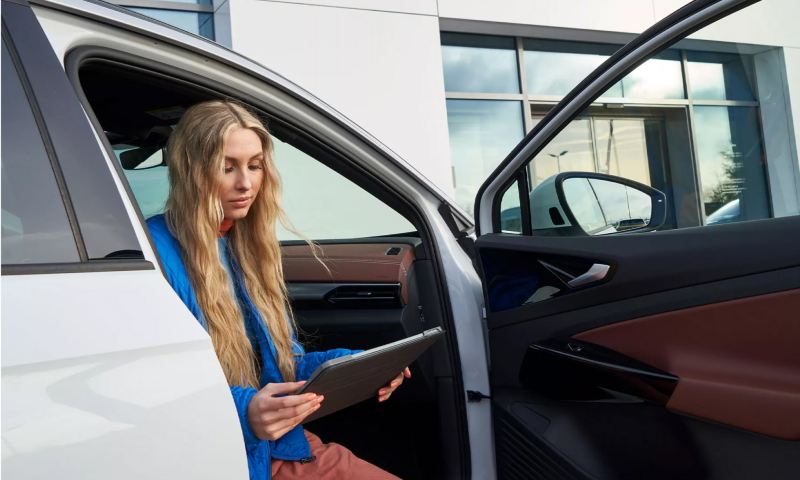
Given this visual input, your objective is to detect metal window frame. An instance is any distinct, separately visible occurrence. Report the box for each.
[1,1,150,272]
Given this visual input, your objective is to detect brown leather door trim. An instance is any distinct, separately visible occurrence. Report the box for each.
[575,289,800,440]
[282,243,415,304]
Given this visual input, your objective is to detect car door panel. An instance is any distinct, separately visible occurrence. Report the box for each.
[480,217,800,326]
[470,0,800,476]
[574,289,800,440]
[1,3,249,478]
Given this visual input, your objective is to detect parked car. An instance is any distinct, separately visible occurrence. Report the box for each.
[2,0,799,479]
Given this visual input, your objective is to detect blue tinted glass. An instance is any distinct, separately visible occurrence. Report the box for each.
[129,8,214,39]
[446,100,524,213]
[525,50,622,97]
[525,42,683,99]
[442,34,519,93]
[687,51,754,100]
[694,106,768,223]
[152,0,212,4]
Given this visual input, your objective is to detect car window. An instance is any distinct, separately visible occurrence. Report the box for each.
[271,138,415,240]
[76,61,415,243]
[112,137,397,248]
[114,133,416,241]
[1,41,80,265]
[496,0,800,236]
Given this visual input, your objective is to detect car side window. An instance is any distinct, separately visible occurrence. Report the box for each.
[115,135,416,241]
[498,0,800,236]
[271,138,415,240]
[1,41,80,265]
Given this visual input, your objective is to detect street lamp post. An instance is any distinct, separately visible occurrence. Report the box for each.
[547,150,569,172]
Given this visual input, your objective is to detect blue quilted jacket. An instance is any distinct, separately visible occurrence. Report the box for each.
[147,214,356,479]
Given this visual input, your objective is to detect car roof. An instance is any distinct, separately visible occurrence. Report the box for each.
[28,0,474,228]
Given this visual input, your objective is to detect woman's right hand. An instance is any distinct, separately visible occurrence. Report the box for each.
[246,381,323,441]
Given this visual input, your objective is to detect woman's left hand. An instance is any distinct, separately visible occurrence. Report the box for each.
[378,367,411,402]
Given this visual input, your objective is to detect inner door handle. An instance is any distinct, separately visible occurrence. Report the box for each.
[567,263,610,288]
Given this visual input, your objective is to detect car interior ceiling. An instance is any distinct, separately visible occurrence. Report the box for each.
[77,59,463,479]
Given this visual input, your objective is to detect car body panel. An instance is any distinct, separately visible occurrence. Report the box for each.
[1,272,249,479]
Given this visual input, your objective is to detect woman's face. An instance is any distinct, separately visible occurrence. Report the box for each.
[219,126,265,220]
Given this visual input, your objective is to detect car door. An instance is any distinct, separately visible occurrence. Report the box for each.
[1,2,248,478]
[472,0,800,478]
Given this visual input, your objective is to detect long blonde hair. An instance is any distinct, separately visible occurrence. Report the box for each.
[165,100,296,387]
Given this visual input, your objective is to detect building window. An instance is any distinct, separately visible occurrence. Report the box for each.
[442,33,781,226]
[116,0,215,40]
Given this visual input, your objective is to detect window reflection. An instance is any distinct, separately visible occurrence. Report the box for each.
[687,51,755,100]
[530,117,596,185]
[693,106,769,223]
[593,119,651,185]
[525,49,622,97]
[621,56,684,99]
[129,8,215,39]
[446,100,524,213]
[524,40,683,99]
[441,34,520,94]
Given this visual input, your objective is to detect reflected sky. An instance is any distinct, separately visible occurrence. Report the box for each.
[524,50,683,99]
[687,52,755,100]
[446,100,524,213]
[442,45,520,93]
[525,50,618,97]
[621,58,684,99]
[693,106,736,206]
[129,8,214,39]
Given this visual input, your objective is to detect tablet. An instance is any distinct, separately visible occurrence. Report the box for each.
[297,327,444,424]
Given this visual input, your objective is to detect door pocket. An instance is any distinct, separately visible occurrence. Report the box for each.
[520,338,678,404]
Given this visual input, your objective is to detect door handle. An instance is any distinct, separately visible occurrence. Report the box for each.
[567,263,610,288]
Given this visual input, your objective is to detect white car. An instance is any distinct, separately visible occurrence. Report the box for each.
[3,0,799,479]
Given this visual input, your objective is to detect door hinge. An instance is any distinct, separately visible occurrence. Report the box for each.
[466,390,491,402]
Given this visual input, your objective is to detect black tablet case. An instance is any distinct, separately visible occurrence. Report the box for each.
[297,327,443,424]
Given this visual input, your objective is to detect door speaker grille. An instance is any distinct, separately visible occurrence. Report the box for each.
[494,407,585,480]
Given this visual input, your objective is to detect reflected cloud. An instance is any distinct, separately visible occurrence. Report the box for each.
[442,46,520,93]
[446,100,524,213]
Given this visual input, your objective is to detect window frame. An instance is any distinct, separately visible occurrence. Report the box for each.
[2,3,150,274]
[472,0,766,235]
[65,47,428,251]
[1,27,84,268]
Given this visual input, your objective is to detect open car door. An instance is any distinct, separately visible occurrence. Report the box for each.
[473,0,800,478]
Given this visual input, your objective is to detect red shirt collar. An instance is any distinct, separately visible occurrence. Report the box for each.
[219,219,235,237]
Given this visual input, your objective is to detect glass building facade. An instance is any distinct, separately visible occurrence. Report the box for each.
[116,0,215,40]
[442,32,777,229]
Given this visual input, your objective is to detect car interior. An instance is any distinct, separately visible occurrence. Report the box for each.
[73,54,467,479]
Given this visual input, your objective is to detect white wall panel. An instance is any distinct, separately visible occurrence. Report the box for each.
[437,0,657,34]
[253,0,437,16]
[652,0,691,21]
[228,0,453,196]
[686,0,800,48]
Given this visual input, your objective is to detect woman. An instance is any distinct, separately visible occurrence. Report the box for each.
[147,100,407,479]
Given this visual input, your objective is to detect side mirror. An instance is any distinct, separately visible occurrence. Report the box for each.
[529,172,667,236]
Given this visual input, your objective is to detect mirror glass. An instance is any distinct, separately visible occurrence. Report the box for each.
[562,177,652,235]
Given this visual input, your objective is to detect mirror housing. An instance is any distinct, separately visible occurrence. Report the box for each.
[529,172,667,236]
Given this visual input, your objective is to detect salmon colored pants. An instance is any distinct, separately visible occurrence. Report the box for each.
[271,431,400,480]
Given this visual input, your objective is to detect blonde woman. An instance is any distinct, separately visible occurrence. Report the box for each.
[147,100,407,479]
